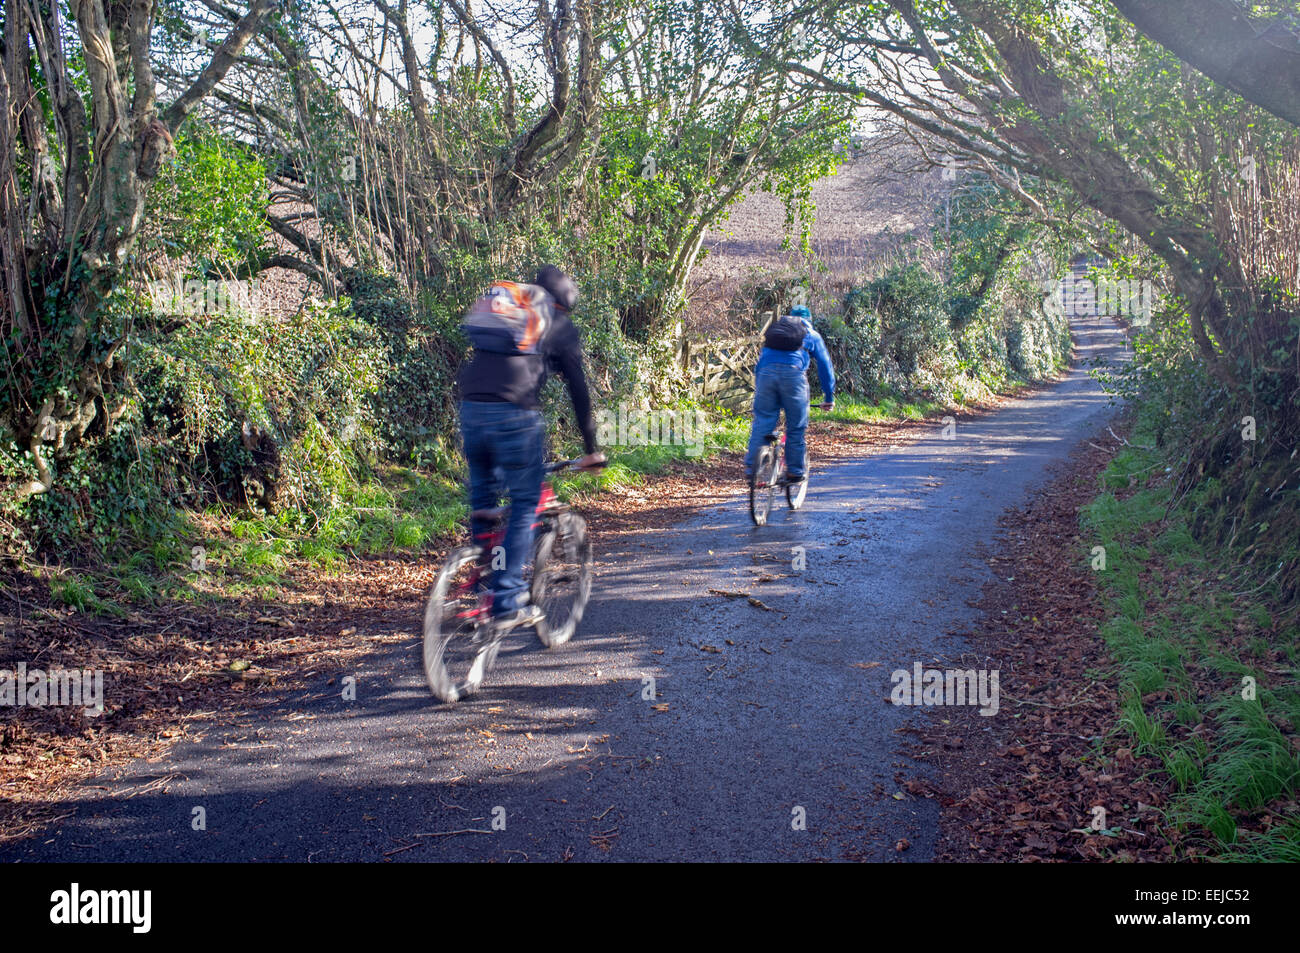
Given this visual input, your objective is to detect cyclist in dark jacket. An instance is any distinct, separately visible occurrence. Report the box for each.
[455,265,605,628]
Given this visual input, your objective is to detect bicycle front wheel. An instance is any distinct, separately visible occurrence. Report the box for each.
[750,442,779,526]
[532,512,593,648]
[423,546,499,703]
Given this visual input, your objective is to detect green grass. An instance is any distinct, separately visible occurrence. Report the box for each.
[50,572,97,612]
[818,393,947,424]
[45,569,127,618]
[1081,409,1300,858]
[29,463,467,610]
[552,405,748,498]
[219,464,467,567]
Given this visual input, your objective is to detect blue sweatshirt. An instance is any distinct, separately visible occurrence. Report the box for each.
[755,317,836,404]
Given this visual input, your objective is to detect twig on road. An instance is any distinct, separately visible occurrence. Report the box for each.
[412,828,492,838]
[1108,426,1153,450]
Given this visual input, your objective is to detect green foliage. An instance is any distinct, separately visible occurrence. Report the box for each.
[938,175,1072,383]
[567,7,850,340]
[820,256,1070,402]
[1005,302,1072,379]
[347,271,466,466]
[1096,296,1300,592]
[133,295,382,508]
[141,126,269,269]
[817,172,1073,403]
[2,294,385,560]
[819,263,955,399]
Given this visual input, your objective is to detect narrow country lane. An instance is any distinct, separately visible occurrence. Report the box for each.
[2,315,1127,863]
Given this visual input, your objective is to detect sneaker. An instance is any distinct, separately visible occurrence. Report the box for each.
[493,604,544,632]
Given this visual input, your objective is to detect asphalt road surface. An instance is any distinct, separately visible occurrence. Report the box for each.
[5,314,1126,863]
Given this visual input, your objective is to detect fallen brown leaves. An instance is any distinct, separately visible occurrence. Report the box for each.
[0,557,427,840]
[917,422,1177,862]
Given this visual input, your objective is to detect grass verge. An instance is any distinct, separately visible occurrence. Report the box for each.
[1081,412,1300,860]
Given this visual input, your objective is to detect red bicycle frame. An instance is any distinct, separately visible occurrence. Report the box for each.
[457,477,561,623]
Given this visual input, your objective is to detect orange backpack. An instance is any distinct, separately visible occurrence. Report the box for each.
[462,281,551,355]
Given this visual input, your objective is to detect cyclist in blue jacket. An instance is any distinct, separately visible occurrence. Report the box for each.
[744,305,835,484]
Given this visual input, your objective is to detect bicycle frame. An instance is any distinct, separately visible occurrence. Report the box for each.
[763,431,787,482]
[455,468,570,624]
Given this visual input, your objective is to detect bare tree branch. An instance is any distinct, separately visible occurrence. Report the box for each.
[1112,0,1300,129]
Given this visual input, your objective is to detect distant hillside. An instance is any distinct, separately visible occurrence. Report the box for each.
[686,139,949,334]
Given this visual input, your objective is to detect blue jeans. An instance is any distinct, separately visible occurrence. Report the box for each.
[459,401,544,616]
[745,365,809,478]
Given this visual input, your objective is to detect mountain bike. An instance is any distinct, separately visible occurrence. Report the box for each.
[422,460,595,703]
[749,431,808,526]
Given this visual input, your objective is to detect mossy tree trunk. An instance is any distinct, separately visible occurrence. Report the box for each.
[0,0,274,499]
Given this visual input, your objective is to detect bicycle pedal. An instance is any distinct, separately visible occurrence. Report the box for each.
[494,606,543,631]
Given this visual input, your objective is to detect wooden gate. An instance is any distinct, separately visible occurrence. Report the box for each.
[677,315,769,411]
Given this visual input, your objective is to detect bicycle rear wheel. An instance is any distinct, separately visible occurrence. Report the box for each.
[422,546,499,703]
[750,441,779,526]
[532,512,592,648]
